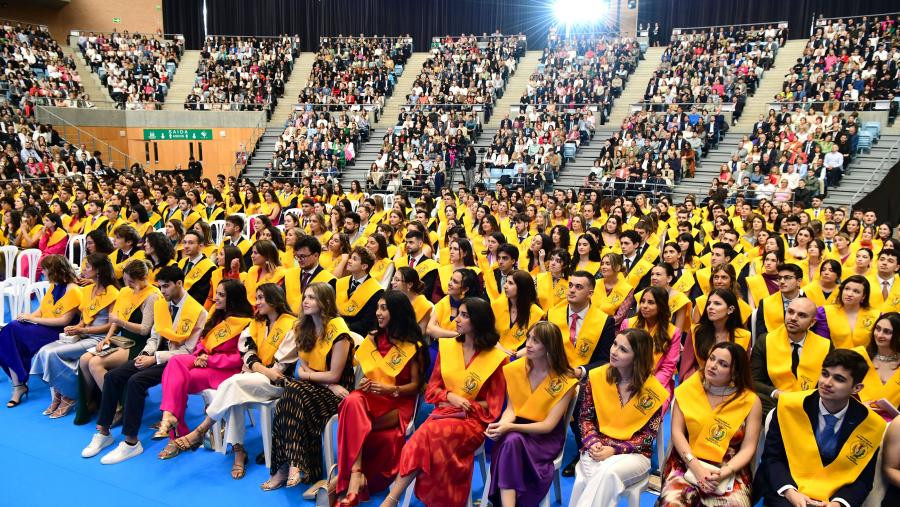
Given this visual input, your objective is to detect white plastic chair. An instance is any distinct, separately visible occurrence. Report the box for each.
[209,221,226,246]
[28,281,51,313]
[201,389,224,452]
[0,245,18,280]
[244,398,278,469]
[66,234,86,274]
[16,249,41,282]
[2,276,32,316]
[232,213,248,239]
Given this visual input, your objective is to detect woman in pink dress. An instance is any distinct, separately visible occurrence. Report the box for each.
[36,213,69,280]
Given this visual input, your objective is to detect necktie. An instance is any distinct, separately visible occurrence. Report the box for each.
[301,271,311,290]
[169,303,178,319]
[791,342,800,377]
[816,414,839,463]
[788,237,795,247]
[826,240,833,250]
[184,260,194,274]
[408,255,416,268]
[883,281,890,300]
[625,258,632,271]
[349,279,360,295]
[569,313,579,346]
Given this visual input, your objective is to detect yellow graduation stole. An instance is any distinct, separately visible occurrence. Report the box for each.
[576,260,601,277]
[761,292,786,331]
[801,282,839,308]
[178,256,216,290]
[432,296,457,332]
[335,276,382,316]
[675,373,758,462]
[245,266,286,304]
[823,305,880,349]
[298,317,351,372]
[867,275,900,313]
[746,275,773,304]
[280,250,297,270]
[591,364,667,440]
[356,335,418,386]
[369,258,392,283]
[37,284,82,318]
[482,265,502,300]
[625,256,654,287]
[547,304,610,368]
[592,275,632,317]
[113,284,159,321]
[695,293,753,323]
[80,284,120,325]
[250,313,295,366]
[504,359,577,422]
[439,338,507,400]
[777,391,886,501]
[46,228,67,248]
[672,268,695,294]
[411,294,433,324]
[535,273,567,313]
[65,215,85,234]
[766,326,830,392]
[492,296,544,351]
[201,315,251,351]
[853,346,900,410]
[284,267,336,313]
[153,295,204,343]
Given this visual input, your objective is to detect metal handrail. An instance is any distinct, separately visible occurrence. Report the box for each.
[850,137,900,207]
[767,100,893,111]
[231,116,268,179]
[671,21,788,34]
[320,36,413,43]
[0,18,49,30]
[206,34,298,40]
[35,105,141,171]
[70,30,185,40]
[817,11,900,23]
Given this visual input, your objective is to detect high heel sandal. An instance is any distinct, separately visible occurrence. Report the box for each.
[338,468,369,506]
[261,467,288,492]
[6,385,28,408]
[151,418,177,440]
[43,390,61,415]
[49,396,76,419]
[286,466,306,488]
[231,446,249,480]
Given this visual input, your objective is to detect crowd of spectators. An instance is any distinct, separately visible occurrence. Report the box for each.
[1,21,89,111]
[774,14,899,113]
[643,24,784,121]
[77,31,184,110]
[185,35,299,115]
[299,36,411,114]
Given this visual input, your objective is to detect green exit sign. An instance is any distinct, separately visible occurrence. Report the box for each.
[143,129,213,141]
[113,17,121,23]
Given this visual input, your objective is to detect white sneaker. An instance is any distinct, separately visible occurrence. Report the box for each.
[82,432,115,458]
[100,441,143,464]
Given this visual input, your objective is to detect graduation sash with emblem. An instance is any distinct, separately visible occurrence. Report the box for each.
[80,284,119,325]
[672,268,695,294]
[777,391,886,501]
[766,326,830,392]
[675,373,757,462]
[153,295,204,343]
[592,364,667,440]
[298,316,352,372]
[439,338,507,401]
[356,335,418,386]
[113,284,159,322]
[504,358,577,421]
[201,315,252,351]
[592,276,632,316]
[547,304,610,368]
[284,267,336,313]
[250,313,295,366]
[244,266,286,305]
[853,346,900,411]
[178,256,216,290]
[37,284,82,318]
[492,296,544,351]
[801,281,839,308]
[824,305,880,349]
[625,256,654,288]
[335,276,382,316]
[536,273,567,312]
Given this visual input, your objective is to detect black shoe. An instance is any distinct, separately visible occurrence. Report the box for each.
[255,451,266,465]
[561,456,579,477]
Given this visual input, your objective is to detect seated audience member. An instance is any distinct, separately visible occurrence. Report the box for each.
[752,297,832,413]
[0,255,81,407]
[569,328,665,506]
[177,230,216,304]
[884,414,900,504]
[815,275,879,348]
[336,246,385,336]
[754,263,805,336]
[854,312,900,420]
[659,342,762,505]
[80,266,208,464]
[283,234,337,313]
[31,254,118,419]
[244,239,286,305]
[869,249,900,313]
[492,269,544,355]
[487,322,577,505]
[390,267,433,335]
[156,279,253,458]
[754,349,887,507]
[681,288,751,381]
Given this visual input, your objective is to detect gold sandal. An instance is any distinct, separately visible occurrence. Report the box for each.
[231,446,249,480]
[157,440,182,460]
[151,418,176,440]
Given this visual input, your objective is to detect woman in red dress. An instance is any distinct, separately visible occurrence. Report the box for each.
[334,290,428,505]
[381,297,508,507]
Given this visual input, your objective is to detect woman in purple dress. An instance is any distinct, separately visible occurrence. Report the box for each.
[0,254,82,407]
[484,321,578,506]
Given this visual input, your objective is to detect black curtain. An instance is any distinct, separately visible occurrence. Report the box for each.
[638,0,899,42]
[855,159,900,223]
[162,0,205,49]
[198,0,557,51]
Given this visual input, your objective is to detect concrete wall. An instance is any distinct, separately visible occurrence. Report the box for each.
[0,0,164,43]
[36,107,267,178]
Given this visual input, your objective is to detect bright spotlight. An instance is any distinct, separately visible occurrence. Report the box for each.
[554,0,609,26]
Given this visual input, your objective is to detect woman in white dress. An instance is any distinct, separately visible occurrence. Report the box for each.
[163,282,298,479]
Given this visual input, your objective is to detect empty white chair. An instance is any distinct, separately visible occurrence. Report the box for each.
[2,277,32,316]
[16,249,42,282]
[209,221,226,246]
[0,245,18,280]
[28,281,51,312]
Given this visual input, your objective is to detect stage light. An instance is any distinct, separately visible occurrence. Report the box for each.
[553,0,609,26]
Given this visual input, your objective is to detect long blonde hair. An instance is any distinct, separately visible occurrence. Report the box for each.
[294,282,339,352]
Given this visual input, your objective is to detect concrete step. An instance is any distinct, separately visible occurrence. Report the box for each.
[270,52,316,126]
[375,52,432,129]
[607,46,668,127]
[487,50,544,128]
[62,41,115,107]
[733,39,807,133]
[163,50,203,109]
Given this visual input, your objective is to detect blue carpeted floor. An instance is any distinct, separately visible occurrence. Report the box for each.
[0,296,662,506]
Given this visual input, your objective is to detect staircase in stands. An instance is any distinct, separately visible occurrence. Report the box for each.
[487,50,545,128]
[242,52,315,181]
[61,39,115,106]
[163,50,202,109]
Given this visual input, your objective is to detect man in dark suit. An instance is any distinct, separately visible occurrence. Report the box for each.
[754,349,885,507]
[753,263,805,337]
[337,247,384,336]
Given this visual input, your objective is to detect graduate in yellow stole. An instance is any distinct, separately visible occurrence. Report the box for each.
[661,342,762,505]
[755,349,886,507]
[817,275,880,349]
[854,313,900,420]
